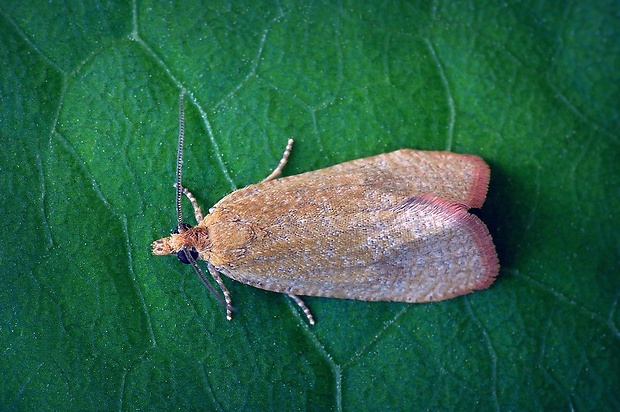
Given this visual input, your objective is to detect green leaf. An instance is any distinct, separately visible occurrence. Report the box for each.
[1,0,618,410]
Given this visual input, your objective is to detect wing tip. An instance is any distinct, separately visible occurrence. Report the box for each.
[470,231,500,291]
[454,200,500,291]
[413,194,500,292]
[464,154,491,209]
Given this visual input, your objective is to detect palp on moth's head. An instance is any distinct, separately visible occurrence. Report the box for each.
[151,223,210,263]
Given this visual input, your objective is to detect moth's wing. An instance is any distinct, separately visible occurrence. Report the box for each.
[213,149,490,211]
[211,194,498,302]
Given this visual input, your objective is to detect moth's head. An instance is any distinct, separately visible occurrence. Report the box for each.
[151,224,208,264]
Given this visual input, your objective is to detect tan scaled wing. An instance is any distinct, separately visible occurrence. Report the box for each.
[211,149,490,210]
[198,149,498,302]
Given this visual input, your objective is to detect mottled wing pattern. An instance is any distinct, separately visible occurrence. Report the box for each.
[211,150,490,212]
[201,150,498,302]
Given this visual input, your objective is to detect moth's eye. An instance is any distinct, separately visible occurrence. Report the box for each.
[173,223,193,234]
[177,248,199,264]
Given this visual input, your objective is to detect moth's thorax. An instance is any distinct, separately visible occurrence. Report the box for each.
[151,214,259,267]
[200,210,260,266]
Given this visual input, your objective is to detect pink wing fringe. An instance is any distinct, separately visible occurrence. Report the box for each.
[416,193,499,293]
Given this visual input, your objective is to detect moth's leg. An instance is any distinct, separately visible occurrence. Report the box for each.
[175,184,205,223]
[207,263,233,321]
[287,294,315,325]
[261,139,294,182]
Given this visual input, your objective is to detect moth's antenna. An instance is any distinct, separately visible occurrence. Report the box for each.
[176,91,186,231]
[182,248,228,310]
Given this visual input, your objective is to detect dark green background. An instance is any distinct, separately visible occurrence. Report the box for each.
[1,1,618,410]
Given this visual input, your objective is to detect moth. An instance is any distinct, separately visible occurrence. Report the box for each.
[152,94,499,324]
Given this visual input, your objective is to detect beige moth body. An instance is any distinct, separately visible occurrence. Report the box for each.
[152,95,499,324]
